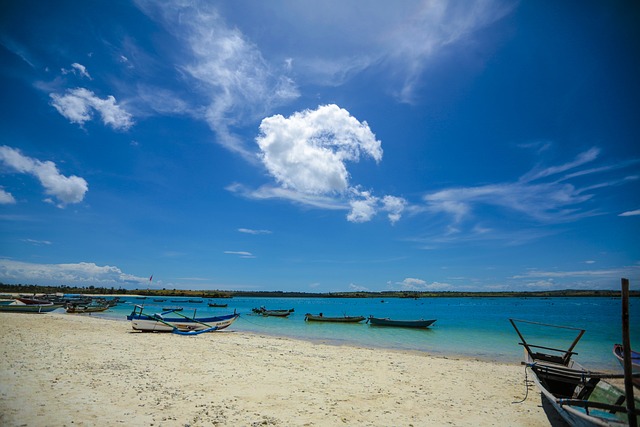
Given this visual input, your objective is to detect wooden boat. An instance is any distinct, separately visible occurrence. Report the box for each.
[208,303,228,308]
[66,304,109,314]
[367,316,436,328]
[613,344,640,388]
[252,307,294,317]
[127,305,239,334]
[0,298,63,313]
[304,313,365,323]
[510,318,640,426]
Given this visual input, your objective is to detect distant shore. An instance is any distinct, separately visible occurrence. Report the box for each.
[0,312,554,426]
[2,283,637,299]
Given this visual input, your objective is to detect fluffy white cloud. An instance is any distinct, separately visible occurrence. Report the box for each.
[0,260,148,286]
[257,104,382,194]
[50,88,133,130]
[0,146,88,206]
[0,187,16,204]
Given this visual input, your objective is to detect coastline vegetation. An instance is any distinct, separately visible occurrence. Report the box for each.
[1,282,637,298]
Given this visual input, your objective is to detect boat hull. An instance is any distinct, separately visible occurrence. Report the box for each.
[129,312,239,332]
[305,314,365,323]
[0,300,63,313]
[367,316,436,328]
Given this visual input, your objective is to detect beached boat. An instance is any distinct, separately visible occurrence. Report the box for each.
[367,316,436,328]
[208,303,228,308]
[304,313,365,323]
[127,305,239,333]
[613,344,640,388]
[510,318,640,426]
[65,304,109,314]
[0,298,63,313]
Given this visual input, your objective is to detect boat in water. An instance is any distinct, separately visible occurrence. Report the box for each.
[66,304,110,314]
[304,313,365,323]
[252,307,294,317]
[127,305,239,334]
[510,318,639,426]
[367,316,436,328]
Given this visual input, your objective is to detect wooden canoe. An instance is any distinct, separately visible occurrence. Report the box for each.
[367,316,436,328]
[304,313,365,323]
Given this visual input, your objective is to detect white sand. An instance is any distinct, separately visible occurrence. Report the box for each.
[0,312,553,426]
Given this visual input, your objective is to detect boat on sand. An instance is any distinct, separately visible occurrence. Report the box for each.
[127,305,239,335]
[510,318,639,426]
[0,298,63,313]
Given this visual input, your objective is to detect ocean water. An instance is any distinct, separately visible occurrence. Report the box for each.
[96,296,639,371]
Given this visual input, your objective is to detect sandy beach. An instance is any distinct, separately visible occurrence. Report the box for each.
[0,312,554,426]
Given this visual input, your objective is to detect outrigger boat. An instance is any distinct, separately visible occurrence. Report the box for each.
[304,313,365,323]
[127,305,239,335]
[510,318,639,426]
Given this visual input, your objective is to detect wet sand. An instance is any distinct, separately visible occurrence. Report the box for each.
[0,312,553,426]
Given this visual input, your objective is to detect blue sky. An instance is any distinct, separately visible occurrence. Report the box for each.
[1,1,639,292]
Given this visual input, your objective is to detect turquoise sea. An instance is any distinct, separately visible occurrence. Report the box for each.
[95,296,639,371]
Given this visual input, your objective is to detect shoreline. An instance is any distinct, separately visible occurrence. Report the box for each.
[0,312,554,426]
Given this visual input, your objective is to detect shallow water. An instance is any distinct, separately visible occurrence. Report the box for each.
[95,296,638,371]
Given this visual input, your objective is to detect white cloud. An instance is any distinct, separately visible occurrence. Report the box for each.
[61,63,92,79]
[423,148,613,224]
[0,146,88,207]
[0,187,16,204]
[347,191,378,223]
[257,104,382,194]
[620,209,640,217]
[389,277,452,291]
[50,88,133,130]
[238,228,272,235]
[224,251,255,258]
[21,239,52,245]
[251,105,406,223]
[0,260,148,286]
[135,1,299,158]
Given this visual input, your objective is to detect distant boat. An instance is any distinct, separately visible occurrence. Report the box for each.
[127,305,238,334]
[208,303,228,308]
[66,304,109,314]
[0,298,63,313]
[252,307,293,317]
[304,313,365,323]
[188,300,203,303]
[153,299,166,302]
[367,316,436,328]
[162,307,183,312]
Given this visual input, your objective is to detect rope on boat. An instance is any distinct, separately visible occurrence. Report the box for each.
[512,363,531,404]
